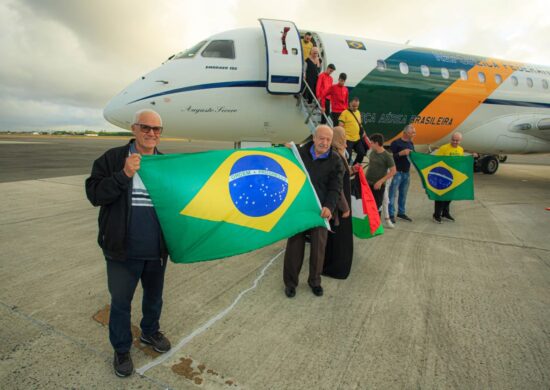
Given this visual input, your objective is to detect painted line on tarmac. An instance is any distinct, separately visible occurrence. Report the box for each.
[0,140,51,144]
[136,249,285,376]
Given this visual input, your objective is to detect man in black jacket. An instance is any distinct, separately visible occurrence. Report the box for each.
[85,109,171,377]
[283,125,344,298]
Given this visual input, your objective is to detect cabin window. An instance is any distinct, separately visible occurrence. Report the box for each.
[459,70,468,81]
[377,60,387,71]
[526,77,533,88]
[441,68,449,79]
[478,72,486,83]
[201,40,235,59]
[173,40,207,59]
[399,62,409,74]
[511,76,518,86]
[421,65,430,77]
[495,74,502,84]
[543,79,549,89]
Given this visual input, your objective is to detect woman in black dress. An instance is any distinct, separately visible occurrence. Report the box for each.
[323,126,354,279]
[304,47,322,104]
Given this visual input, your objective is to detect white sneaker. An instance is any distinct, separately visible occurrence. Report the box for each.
[384,218,395,229]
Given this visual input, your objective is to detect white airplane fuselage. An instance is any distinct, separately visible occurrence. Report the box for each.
[104,23,550,156]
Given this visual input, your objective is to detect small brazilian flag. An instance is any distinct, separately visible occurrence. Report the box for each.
[346,40,366,50]
[409,152,474,201]
[138,147,326,263]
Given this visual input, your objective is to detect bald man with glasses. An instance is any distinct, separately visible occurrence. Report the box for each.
[86,109,171,377]
[432,132,464,223]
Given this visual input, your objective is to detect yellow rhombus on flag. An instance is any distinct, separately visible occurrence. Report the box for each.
[421,160,469,196]
[180,150,306,232]
[410,152,475,201]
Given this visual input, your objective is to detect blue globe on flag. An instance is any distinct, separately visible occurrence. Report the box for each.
[229,155,289,217]
[427,166,453,190]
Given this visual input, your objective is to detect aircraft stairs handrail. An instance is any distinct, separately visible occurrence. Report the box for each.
[297,81,333,133]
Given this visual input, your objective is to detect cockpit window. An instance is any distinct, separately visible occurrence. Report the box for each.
[201,40,235,59]
[173,40,207,59]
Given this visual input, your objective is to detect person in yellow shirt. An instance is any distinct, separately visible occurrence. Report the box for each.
[301,32,314,60]
[338,97,366,165]
[433,132,464,223]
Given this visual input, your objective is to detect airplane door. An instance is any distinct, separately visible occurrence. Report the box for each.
[259,18,303,94]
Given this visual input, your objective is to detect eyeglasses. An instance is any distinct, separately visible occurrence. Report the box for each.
[135,123,163,134]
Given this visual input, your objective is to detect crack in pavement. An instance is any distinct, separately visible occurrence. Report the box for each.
[0,300,173,389]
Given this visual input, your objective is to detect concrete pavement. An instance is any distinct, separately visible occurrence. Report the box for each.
[0,136,549,389]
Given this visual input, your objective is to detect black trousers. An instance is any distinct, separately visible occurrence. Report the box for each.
[346,140,366,165]
[330,111,342,127]
[283,227,328,288]
[321,100,331,124]
[106,259,167,353]
[369,183,385,213]
[434,201,451,217]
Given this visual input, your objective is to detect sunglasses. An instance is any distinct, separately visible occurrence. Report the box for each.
[135,123,163,134]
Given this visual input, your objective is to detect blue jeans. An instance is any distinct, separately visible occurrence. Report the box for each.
[106,259,167,353]
[388,171,410,217]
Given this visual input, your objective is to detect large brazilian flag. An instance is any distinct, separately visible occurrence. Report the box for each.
[138,147,326,263]
[409,152,474,201]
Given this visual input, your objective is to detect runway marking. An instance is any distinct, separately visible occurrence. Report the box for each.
[136,249,285,376]
[0,141,50,144]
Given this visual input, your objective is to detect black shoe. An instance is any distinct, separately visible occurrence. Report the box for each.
[397,213,412,222]
[140,331,171,353]
[389,216,396,224]
[285,286,296,298]
[113,351,133,377]
[433,214,442,224]
[310,285,324,297]
[442,213,455,222]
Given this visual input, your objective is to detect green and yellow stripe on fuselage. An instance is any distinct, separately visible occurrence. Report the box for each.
[352,48,520,144]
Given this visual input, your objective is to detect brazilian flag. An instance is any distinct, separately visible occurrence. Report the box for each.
[138,147,326,263]
[409,152,474,201]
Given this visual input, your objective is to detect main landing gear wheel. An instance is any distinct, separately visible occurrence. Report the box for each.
[498,155,508,163]
[481,156,499,174]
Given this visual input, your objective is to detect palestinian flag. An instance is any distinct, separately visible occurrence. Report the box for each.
[351,168,384,239]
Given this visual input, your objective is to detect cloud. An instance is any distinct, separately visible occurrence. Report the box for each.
[0,90,117,131]
[0,0,549,131]
[1,0,167,107]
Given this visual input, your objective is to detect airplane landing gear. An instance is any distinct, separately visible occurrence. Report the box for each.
[474,155,499,174]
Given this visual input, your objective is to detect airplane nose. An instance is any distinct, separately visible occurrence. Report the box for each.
[103,91,133,130]
[103,100,116,125]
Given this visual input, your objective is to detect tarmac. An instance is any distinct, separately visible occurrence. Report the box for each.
[1,134,549,389]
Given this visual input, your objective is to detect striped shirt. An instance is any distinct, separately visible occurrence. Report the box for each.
[126,142,162,260]
[132,172,153,207]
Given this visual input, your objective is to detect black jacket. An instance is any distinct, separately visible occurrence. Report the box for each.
[298,142,344,213]
[85,140,168,261]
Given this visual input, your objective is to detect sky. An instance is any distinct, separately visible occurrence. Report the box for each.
[1,0,549,132]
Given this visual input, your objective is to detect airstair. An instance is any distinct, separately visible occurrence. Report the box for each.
[257,18,333,134]
[296,81,333,134]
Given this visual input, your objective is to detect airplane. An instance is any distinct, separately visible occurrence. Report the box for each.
[103,18,550,174]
